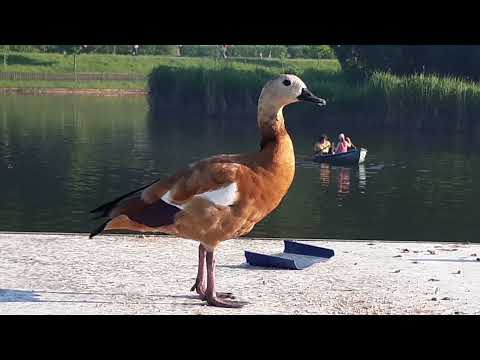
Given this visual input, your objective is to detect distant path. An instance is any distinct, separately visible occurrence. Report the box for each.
[1,233,479,314]
[0,88,147,96]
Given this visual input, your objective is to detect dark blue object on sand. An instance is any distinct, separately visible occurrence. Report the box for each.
[245,240,335,270]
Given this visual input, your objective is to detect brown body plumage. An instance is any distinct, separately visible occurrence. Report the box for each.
[90,74,326,307]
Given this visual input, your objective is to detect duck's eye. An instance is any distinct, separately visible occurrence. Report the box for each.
[283,79,291,86]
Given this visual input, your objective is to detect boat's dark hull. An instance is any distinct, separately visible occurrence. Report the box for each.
[312,148,367,165]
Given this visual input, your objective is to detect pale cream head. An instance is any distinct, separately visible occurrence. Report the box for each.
[258,74,308,110]
[257,74,326,127]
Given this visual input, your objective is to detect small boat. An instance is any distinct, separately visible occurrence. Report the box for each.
[313,148,368,165]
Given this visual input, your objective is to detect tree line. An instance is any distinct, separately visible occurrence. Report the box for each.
[4,45,480,82]
[332,45,480,80]
[1,45,336,59]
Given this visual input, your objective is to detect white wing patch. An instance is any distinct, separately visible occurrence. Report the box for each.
[161,189,185,209]
[161,182,239,210]
[197,182,239,207]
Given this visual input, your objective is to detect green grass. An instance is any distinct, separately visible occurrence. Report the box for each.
[0,80,147,89]
[0,51,340,91]
[370,71,480,105]
[3,51,480,130]
[146,56,480,130]
[147,57,342,94]
[0,51,340,74]
[1,52,181,74]
[366,72,480,125]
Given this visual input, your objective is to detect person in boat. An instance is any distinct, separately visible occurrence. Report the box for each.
[346,136,356,151]
[334,133,350,154]
[313,134,332,155]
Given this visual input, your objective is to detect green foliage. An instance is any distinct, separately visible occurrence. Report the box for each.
[367,71,480,122]
[180,45,219,57]
[147,57,341,115]
[3,45,337,60]
[148,57,340,94]
[4,49,480,131]
[0,80,146,89]
[8,45,43,52]
[1,45,177,56]
[2,45,8,67]
[0,52,191,73]
[228,45,288,58]
[307,45,335,59]
[147,54,480,130]
[287,45,335,59]
[332,45,480,81]
[178,45,289,58]
[178,45,334,59]
[140,45,178,56]
[228,45,259,58]
[91,45,132,54]
[45,45,83,55]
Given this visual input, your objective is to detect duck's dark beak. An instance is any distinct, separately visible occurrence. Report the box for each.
[297,88,326,107]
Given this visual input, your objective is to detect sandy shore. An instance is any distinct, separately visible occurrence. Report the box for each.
[1,233,479,315]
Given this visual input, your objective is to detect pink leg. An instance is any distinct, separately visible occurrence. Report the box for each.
[190,244,207,295]
[190,244,234,300]
[205,250,247,308]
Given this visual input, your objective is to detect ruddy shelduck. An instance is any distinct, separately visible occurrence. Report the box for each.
[90,74,326,308]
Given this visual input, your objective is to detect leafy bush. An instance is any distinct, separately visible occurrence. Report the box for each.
[332,45,480,80]
[141,45,177,56]
[3,44,337,60]
[287,45,335,59]
[180,45,219,57]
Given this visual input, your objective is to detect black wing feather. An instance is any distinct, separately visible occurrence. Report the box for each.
[128,199,181,228]
[89,220,110,239]
[90,178,160,218]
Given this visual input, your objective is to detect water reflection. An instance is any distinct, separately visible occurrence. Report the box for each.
[337,167,351,195]
[1,95,480,242]
[358,164,367,190]
[318,163,367,196]
[319,163,331,187]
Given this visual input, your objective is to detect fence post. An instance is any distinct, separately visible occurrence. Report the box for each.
[73,54,77,81]
[3,45,8,69]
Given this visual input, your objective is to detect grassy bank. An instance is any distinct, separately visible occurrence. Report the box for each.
[147,57,343,115]
[0,80,147,89]
[3,51,480,131]
[148,59,480,132]
[1,51,338,74]
[1,52,185,74]
[366,72,480,130]
[0,51,339,91]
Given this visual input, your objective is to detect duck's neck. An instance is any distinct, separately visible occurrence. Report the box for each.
[258,103,289,150]
[257,102,295,193]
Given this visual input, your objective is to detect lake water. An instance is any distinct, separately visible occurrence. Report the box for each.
[1,95,479,242]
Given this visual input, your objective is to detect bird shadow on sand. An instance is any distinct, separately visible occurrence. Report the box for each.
[408,258,480,263]
[162,294,203,300]
[218,263,290,271]
[0,288,202,306]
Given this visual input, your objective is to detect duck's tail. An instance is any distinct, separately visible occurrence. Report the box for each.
[90,183,152,219]
[89,220,110,239]
[89,185,149,239]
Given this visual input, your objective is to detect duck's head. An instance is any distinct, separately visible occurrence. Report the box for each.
[258,74,326,110]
